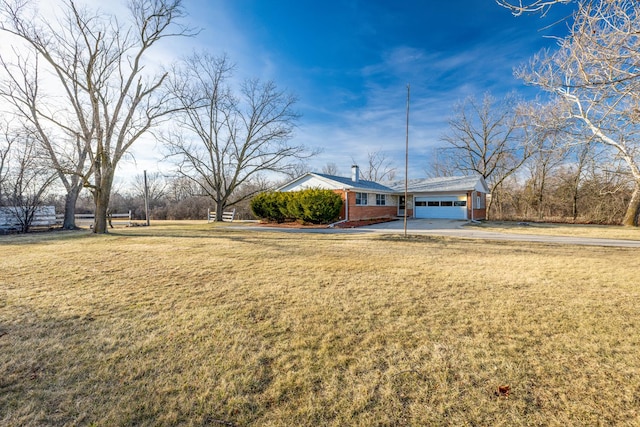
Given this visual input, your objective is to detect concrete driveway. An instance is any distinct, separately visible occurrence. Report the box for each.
[357,218,640,248]
[238,218,640,248]
[358,218,466,231]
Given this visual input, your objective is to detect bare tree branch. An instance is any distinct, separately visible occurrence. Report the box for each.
[161,52,316,220]
[497,0,574,16]
[440,93,534,218]
[517,0,640,225]
[358,151,397,182]
[0,0,194,232]
[0,123,56,232]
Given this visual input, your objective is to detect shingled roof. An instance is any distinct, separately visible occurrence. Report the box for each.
[312,173,395,192]
[278,172,489,195]
[384,175,489,193]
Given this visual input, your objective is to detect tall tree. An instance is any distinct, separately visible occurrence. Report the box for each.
[0,0,193,233]
[0,52,89,229]
[162,53,314,221]
[440,93,533,218]
[0,125,56,232]
[517,0,640,225]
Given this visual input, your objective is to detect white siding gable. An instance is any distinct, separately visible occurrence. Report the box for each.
[279,174,346,192]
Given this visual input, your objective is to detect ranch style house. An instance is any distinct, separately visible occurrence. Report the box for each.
[278,165,490,222]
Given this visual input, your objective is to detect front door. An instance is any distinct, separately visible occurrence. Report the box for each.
[398,196,405,216]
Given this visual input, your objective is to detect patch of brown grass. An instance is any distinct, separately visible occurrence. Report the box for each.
[1,225,639,425]
[473,220,640,240]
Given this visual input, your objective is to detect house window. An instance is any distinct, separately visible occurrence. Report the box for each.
[355,192,368,205]
[441,201,453,207]
[454,201,467,207]
[476,193,485,209]
[376,194,386,206]
[415,201,427,207]
[427,201,439,207]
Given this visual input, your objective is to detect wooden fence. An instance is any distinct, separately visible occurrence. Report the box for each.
[1,207,133,231]
[208,208,236,223]
[56,211,132,228]
[0,206,57,230]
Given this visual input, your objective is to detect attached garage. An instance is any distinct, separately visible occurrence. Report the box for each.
[414,196,467,219]
[278,170,489,222]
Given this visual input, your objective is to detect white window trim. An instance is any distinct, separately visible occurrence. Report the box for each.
[355,192,368,206]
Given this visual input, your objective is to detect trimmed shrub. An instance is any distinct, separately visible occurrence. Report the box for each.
[251,189,342,224]
[253,192,285,223]
[298,189,342,223]
[249,192,268,219]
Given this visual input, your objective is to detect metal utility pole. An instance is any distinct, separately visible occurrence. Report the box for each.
[143,170,150,226]
[404,84,410,238]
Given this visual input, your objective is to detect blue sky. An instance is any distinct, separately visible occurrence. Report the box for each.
[123,1,572,180]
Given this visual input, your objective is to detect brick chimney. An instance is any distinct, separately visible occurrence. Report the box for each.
[351,165,360,182]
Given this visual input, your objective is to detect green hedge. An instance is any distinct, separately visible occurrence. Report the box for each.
[251,189,343,224]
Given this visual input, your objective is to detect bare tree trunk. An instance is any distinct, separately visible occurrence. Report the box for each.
[622,183,640,227]
[537,176,546,221]
[569,169,583,222]
[215,199,224,222]
[62,184,82,230]
[487,192,495,221]
[92,169,113,234]
[94,189,110,233]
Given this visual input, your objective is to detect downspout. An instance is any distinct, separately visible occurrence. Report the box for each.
[471,191,474,222]
[470,191,480,224]
[344,189,349,221]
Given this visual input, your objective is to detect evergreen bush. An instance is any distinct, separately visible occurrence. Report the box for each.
[251,189,342,224]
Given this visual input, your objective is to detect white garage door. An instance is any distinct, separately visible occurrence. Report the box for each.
[414,196,467,219]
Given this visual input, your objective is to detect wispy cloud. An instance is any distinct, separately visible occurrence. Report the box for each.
[1,0,569,183]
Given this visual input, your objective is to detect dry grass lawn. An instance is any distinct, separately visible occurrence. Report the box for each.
[472,220,640,240]
[1,223,639,426]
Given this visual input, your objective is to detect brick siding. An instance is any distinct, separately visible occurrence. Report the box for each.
[334,190,402,221]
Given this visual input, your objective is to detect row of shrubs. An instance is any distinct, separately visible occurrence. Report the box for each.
[250,189,343,224]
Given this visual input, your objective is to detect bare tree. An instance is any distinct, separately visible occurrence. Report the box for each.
[359,151,397,181]
[424,147,461,178]
[162,52,314,221]
[0,0,193,233]
[321,162,339,176]
[517,0,640,225]
[0,52,89,229]
[522,131,571,219]
[564,142,593,220]
[283,162,312,180]
[0,126,56,232]
[518,99,586,220]
[131,171,167,205]
[440,93,533,218]
[166,175,203,202]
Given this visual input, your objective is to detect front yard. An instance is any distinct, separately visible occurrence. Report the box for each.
[1,224,639,425]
